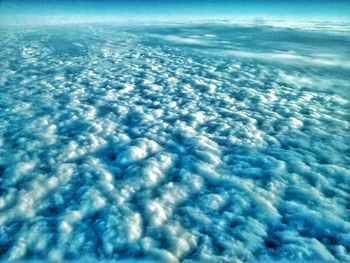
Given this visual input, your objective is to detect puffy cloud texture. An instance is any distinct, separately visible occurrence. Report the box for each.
[0,22,349,262]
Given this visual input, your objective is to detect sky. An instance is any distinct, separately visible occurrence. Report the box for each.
[0,0,350,25]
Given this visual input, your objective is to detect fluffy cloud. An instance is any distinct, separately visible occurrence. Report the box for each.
[0,22,349,262]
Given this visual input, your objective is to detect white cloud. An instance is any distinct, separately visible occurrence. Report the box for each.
[0,21,349,262]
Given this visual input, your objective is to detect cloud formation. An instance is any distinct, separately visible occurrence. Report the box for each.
[0,22,349,262]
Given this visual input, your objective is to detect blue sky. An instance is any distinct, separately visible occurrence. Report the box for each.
[1,0,350,22]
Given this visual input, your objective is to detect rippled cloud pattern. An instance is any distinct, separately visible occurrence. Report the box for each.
[0,22,349,262]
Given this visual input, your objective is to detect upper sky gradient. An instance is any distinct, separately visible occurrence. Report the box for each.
[1,0,350,24]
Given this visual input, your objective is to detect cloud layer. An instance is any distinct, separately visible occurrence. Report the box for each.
[0,23,349,262]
